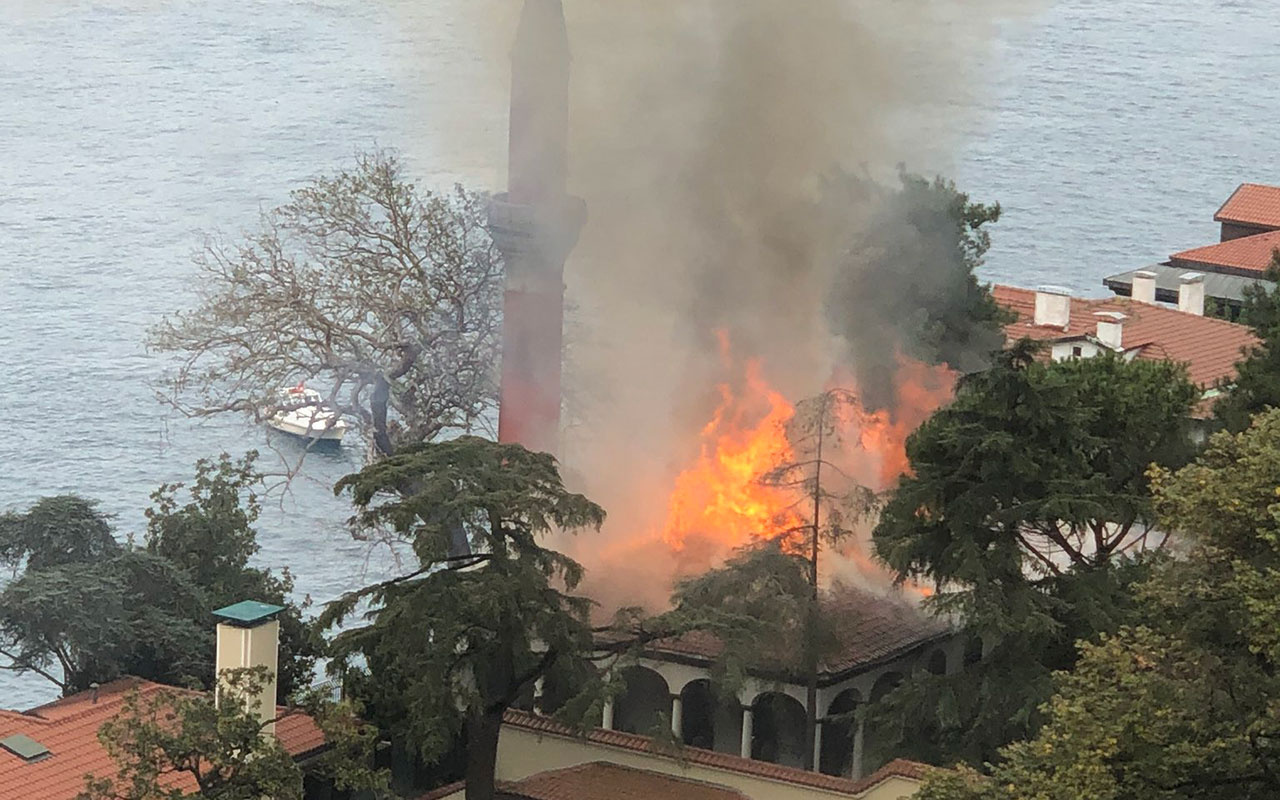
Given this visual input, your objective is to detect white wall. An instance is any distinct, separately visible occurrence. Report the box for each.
[495,724,922,800]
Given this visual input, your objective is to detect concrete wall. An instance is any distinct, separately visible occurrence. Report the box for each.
[1221,221,1274,242]
[494,725,921,800]
[1050,340,1103,361]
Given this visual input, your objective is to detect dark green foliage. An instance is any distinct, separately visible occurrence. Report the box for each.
[321,436,605,800]
[0,453,317,698]
[0,496,119,571]
[145,452,318,698]
[872,345,1199,764]
[657,543,821,689]
[0,507,206,694]
[919,409,1280,799]
[1214,258,1280,433]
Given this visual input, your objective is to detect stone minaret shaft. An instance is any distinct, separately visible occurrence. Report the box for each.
[490,0,585,456]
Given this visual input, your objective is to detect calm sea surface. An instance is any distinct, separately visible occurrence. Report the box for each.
[3,0,1279,708]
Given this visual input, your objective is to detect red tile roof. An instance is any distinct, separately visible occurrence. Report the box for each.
[497,711,932,797]
[993,285,1257,391]
[1215,183,1280,230]
[631,584,948,682]
[1170,230,1280,275]
[0,678,326,800]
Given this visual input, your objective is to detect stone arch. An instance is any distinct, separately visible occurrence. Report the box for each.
[863,671,906,775]
[614,666,670,736]
[870,670,904,703]
[820,687,861,777]
[677,680,746,755]
[963,635,984,666]
[751,692,807,768]
[511,681,535,712]
[679,679,716,749]
[540,658,598,717]
[926,649,948,676]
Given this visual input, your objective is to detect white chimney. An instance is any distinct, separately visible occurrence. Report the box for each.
[1034,286,1072,329]
[1179,272,1205,316]
[1094,311,1126,350]
[1131,270,1158,304]
[214,601,284,736]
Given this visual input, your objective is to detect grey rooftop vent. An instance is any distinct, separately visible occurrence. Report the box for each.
[0,733,51,762]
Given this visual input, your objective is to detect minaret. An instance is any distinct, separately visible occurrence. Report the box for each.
[490,0,585,457]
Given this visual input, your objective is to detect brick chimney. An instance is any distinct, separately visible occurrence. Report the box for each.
[1094,311,1126,350]
[1033,286,1072,329]
[1131,270,1157,304]
[1179,272,1205,316]
[213,600,284,736]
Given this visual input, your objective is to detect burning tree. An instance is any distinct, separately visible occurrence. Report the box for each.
[148,149,503,459]
[760,388,880,770]
[654,387,886,771]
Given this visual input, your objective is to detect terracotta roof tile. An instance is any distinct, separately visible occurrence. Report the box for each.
[501,711,932,797]
[0,678,326,800]
[634,584,948,681]
[1170,230,1280,275]
[1215,183,1280,230]
[993,285,1257,392]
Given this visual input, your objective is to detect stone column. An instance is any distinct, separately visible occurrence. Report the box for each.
[602,698,615,731]
[813,720,824,773]
[851,709,866,780]
[740,706,754,759]
[671,694,684,740]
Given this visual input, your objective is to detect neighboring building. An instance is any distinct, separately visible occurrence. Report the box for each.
[1214,183,1280,242]
[0,678,327,800]
[423,723,931,800]
[994,282,1258,419]
[0,602,338,800]
[1105,182,1280,317]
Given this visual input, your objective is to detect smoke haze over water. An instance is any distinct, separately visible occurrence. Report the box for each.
[444,0,1042,607]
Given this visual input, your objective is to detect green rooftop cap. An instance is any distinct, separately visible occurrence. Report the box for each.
[1,733,51,762]
[213,600,286,627]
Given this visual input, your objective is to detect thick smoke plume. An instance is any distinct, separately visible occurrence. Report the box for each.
[438,0,1039,608]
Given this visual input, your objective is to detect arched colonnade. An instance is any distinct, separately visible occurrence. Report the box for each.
[592,645,954,778]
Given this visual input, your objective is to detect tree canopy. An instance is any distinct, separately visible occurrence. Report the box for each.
[871,344,1199,764]
[0,454,317,698]
[320,436,606,800]
[148,149,503,457]
[917,408,1280,800]
[1213,257,1280,433]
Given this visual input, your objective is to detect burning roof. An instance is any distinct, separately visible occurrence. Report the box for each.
[617,583,949,684]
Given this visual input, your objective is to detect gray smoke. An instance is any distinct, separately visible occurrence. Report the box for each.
[429,0,1042,607]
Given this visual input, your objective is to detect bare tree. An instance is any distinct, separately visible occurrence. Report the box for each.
[149,150,503,459]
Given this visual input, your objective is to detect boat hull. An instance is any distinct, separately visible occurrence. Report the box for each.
[266,417,348,441]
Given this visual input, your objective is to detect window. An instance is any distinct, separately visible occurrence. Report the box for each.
[1072,346,1083,358]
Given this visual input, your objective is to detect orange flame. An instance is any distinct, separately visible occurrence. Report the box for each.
[657,338,955,592]
[661,358,803,555]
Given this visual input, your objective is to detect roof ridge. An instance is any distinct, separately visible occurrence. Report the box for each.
[502,710,931,796]
[521,761,751,797]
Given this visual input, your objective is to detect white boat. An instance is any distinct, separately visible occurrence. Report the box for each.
[265,384,349,442]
